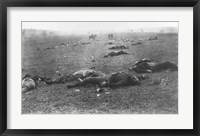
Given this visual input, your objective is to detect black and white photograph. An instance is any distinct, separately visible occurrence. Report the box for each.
[22,22,178,114]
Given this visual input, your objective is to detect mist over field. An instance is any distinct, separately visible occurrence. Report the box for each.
[22,22,178,35]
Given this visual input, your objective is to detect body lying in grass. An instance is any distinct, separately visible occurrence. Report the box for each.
[146,36,158,41]
[45,68,106,85]
[67,72,148,89]
[22,74,39,94]
[129,58,178,73]
[103,51,129,58]
[22,68,104,93]
[109,45,128,50]
[131,41,142,46]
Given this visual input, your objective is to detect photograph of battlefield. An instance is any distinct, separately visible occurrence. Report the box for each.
[22,22,178,114]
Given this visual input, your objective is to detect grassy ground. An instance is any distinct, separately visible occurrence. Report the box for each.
[22,30,178,114]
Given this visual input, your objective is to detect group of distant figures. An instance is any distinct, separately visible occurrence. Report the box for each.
[108,34,114,39]
[88,33,157,41]
[89,33,114,41]
[22,58,178,94]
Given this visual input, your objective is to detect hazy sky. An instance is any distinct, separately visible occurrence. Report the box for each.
[22,22,178,34]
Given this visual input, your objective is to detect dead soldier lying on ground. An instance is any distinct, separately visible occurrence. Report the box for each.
[45,68,106,85]
[22,69,148,93]
[67,71,148,89]
[21,68,106,93]
[129,58,178,73]
[22,74,56,94]
[22,74,42,94]
[103,51,129,57]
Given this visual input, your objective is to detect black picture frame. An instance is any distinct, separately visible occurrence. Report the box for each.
[0,0,199,136]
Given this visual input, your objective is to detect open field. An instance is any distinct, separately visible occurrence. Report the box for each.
[22,30,178,114]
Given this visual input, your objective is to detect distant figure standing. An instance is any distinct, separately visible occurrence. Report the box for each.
[89,34,97,40]
[108,33,113,39]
